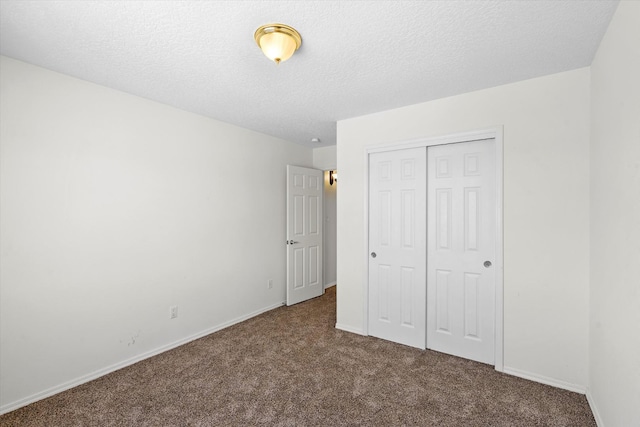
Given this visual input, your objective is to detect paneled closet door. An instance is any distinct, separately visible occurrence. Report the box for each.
[368,147,427,349]
[427,139,496,364]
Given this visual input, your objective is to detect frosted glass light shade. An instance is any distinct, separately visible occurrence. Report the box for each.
[259,32,297,63]
[254,24,302,64]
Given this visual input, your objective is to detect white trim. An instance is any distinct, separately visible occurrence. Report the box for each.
[494,129,504,372]
[0,301,285,416]
[362,146,371,336]
[335,323,366,336]
[324,281,337,289]
[363,127,505,372]
[366,128,499,154]
[586,388,604,427]
[503,366,586,394]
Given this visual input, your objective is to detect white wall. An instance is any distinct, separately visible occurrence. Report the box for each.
[336,68,591,390]
[313,145,337,171]
[0,56,312,412]
[313,146,337,288]
[322,171,337,287]
[589,1,640,425]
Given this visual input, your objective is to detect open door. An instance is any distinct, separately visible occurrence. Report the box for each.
[286,165,324,305]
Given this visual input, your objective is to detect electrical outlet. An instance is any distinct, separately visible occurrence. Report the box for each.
[170,305,178,319]
[267,279,273,289]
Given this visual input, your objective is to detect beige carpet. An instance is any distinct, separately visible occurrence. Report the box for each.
[1,286,595,426]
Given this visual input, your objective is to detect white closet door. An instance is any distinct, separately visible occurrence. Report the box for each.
[368,147,427,349]
[427,139,496,364]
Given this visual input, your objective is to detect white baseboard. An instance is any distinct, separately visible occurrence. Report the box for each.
[586,388,604,427]
[324,281,337,289]
[503,366,586,394]
[0,301,285,416]
[335,323,365,335]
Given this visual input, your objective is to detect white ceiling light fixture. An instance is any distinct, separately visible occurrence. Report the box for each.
[254,23,302,64]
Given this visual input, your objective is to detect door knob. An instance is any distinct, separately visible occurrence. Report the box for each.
[484,261,492,268]
[371,252,377,258]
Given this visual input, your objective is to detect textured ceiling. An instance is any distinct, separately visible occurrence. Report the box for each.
[0,1,618,147]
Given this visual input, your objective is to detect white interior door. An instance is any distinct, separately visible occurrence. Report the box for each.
[368,147,427,349]
[427,139,496,364]
[286,165,324,306]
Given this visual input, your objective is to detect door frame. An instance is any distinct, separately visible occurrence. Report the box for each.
[362,127,504,372]
[321,169,338,290]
